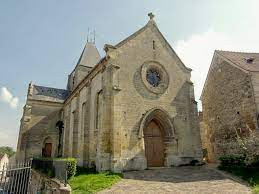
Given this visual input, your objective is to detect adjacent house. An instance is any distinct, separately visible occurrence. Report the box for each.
[200,50,259,162]
[0,153,9,170]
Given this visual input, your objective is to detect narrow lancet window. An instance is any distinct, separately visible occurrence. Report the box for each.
[95,90,103,129]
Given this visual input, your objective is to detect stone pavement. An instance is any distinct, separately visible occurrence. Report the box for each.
[99,166,251,194]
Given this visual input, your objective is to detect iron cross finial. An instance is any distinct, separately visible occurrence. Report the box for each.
[148,12,155,20]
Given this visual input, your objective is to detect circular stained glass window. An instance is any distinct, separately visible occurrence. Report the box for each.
[141,61,169,94]
[146,69,161,87]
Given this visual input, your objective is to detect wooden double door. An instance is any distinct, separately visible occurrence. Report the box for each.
[144,120,165,167]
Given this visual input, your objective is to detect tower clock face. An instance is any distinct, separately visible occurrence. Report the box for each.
[146,69,161,87]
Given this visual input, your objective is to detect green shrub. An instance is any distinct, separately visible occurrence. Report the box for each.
[218,164,259,193]
[218,155,246,168]
[32,157,77,179]
[249,155,259,167]
[0,146,15,157]
[76,165,97,175]
[32,157,55,178]
[64,158,77,179]
[218,154,259,169]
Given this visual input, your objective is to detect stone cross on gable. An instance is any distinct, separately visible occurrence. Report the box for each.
[148,12,155,20]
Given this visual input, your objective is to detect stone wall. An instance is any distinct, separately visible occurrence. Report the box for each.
[67,66,92,92]
[17,100,63,161]
[251,71,259,112]
[201,57,257,162]
[29,170,71,194]
[62,66,103,168]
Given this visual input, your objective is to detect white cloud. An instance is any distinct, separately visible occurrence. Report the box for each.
[0,87,19,108]
[174,0,259,110]
[0,130,17,149]
[10,97,19,108]
[175,27,259,110]
[0,131,8,140]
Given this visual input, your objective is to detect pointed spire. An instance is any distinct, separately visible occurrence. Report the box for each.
[77,42,101,67]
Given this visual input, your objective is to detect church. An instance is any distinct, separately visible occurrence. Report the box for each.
[16,14,202,172]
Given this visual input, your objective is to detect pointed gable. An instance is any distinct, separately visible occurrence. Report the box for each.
[111,16,191,73]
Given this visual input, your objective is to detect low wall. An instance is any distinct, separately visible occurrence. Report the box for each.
[29,169,71,194]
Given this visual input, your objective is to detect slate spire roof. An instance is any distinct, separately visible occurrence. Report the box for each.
[30,85,69,103]
[76,42,101,68]
[27,34,101,103]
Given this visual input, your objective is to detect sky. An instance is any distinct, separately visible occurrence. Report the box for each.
[1,0,259,149]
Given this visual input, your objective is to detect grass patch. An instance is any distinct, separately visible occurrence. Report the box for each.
[219,166,259,193]
[69,166,122,194]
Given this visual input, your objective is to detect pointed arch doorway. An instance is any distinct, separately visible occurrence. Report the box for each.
[140,108,176,168]
[144,119,165,167]
[42,137,53,158]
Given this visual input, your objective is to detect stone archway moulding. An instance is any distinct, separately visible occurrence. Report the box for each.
[138,107,176,141]
[42,136,53,147]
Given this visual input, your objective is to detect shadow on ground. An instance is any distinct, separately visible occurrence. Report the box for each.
[122,166,226,183]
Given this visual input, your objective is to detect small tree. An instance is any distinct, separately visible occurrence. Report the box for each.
[0,146,15,157]
[216,124,259,166]
[235,130,259,165]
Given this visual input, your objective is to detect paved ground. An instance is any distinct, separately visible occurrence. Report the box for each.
[99,166,251,194]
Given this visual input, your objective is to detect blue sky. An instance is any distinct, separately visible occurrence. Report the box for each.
[1,0,259,149]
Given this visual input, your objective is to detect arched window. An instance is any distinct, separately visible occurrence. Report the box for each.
[81,103,86,132]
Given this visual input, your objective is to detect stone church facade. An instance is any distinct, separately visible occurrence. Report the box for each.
[16,14,202,172]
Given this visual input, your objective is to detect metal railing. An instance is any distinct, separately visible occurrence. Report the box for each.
[0,160,32,194]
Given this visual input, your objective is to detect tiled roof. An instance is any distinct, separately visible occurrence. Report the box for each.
[216,50,259,72]
[32,85,69,103]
